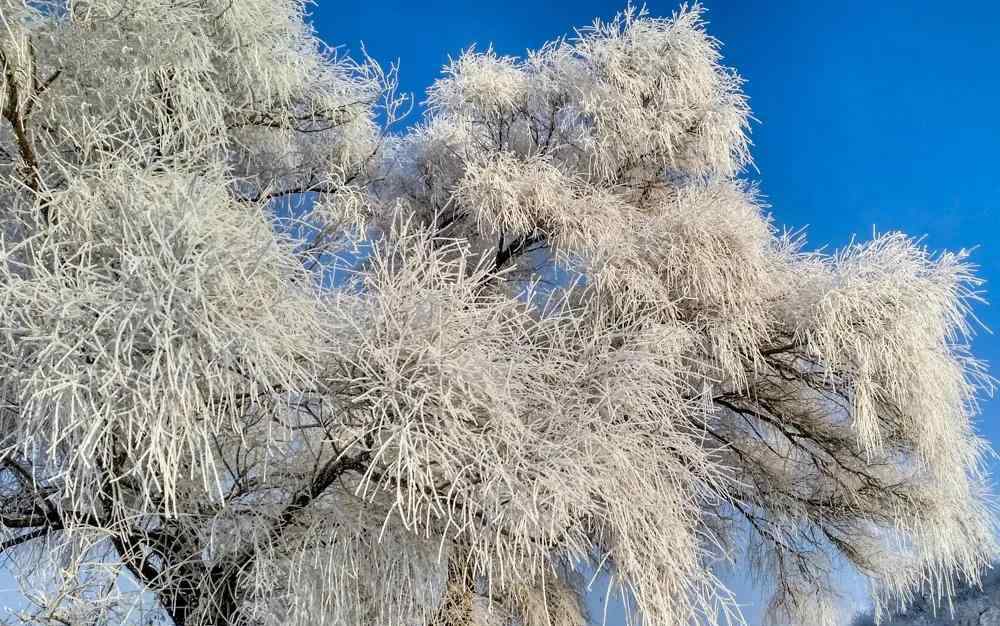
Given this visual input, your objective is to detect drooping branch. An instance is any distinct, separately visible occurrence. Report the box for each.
[204,449,372,625]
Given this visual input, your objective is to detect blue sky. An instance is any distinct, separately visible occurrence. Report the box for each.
[312,1,1000,624]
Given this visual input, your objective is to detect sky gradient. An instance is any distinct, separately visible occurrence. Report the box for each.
[312,1,1000,623]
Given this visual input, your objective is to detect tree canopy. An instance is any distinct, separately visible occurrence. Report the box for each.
[0,2,994,625]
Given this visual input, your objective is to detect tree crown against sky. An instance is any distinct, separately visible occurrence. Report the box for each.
[0,1,994,626]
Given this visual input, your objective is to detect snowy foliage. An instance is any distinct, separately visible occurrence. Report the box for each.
[0,2,994,626]
[851,565,1000,626]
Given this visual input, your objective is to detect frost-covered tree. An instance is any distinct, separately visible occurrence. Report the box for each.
[0,2,994,626]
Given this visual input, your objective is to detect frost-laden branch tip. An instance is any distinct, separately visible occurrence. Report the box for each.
[0,2,993,626]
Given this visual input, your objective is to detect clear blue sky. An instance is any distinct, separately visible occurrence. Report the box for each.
[311,1,1000,624]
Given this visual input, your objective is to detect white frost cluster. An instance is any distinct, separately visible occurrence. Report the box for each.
[0,3,993,626]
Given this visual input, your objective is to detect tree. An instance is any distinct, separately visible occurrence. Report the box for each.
[0,1,993,625]
[850,565,1000,626]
